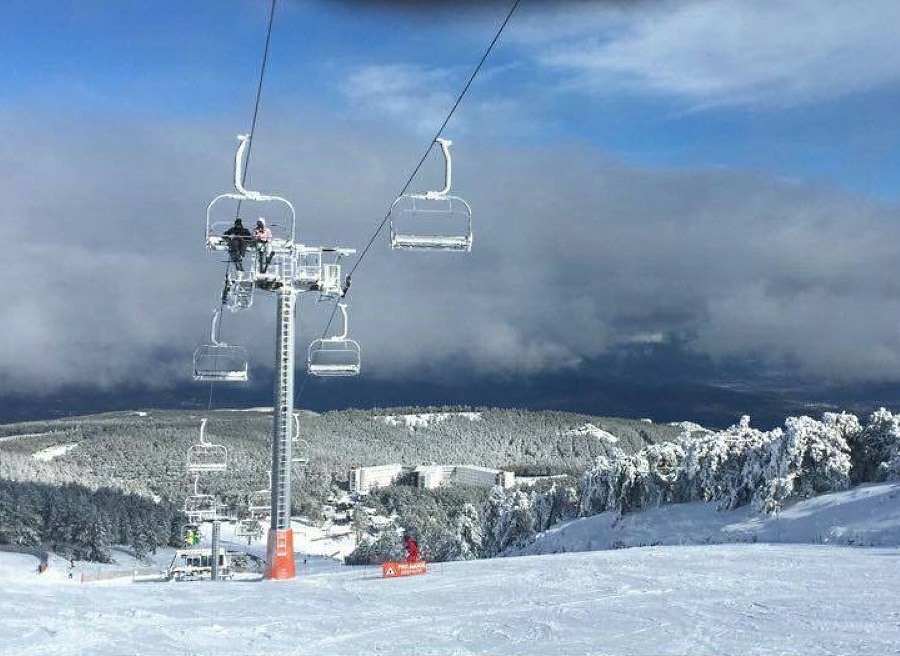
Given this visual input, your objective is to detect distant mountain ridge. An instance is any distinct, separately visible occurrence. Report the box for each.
[0,407,684,511]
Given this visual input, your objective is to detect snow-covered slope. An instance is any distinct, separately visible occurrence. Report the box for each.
[564,422,619,442]
[513,482,900,556]
[3,488,900,654]
[1,544,898,655]
[31,443,78,461]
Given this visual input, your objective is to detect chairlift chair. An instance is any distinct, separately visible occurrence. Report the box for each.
[223,269,255,312]
[292,413,310,466]
[248,469,272,520]
[389,138,473,252]
[193,309,249,382]
[186,418,228,473]
[307,303,361,377]
[205,134,297,256]
[295,246,356,299]
[235,518,264,543]
[184,476,218,523]
[182,523,203,547]
[247,490,271,520]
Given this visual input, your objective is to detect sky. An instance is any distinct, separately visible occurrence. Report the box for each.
[3,0,900,425]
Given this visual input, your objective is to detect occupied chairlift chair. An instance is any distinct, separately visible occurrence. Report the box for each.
[186,418,228,473]
[389,138,473,252]
[193,308,249,382]
[184,475,218,524]
[205,134,298,307]
[181,523,203,546]
[307,303,361,377]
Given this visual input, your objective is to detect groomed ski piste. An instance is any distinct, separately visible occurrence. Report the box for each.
[2,484,900,655]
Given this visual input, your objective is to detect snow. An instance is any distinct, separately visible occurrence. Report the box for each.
[1,543,898,655]
[668,420,711,433]
[515,482,900,556]
[375,411,483,430]
[517,474,570,487]
[31,443,78,462]
[3,487,900,653]
[565,423,619,443]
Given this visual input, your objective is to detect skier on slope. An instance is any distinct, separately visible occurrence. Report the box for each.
[403,533,420,563]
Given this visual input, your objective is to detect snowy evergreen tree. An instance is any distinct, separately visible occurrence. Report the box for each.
[579,413,861,519]
[451,502,483,560]
[848,408,900,483]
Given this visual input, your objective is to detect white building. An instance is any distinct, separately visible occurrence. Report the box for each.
[414,465,515,490]
[349,464,403,495]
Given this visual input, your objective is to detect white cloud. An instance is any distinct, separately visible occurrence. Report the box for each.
[337,61,538,139]
[517,0,900,108]
[4,105,900,394]
[341,64,458,135]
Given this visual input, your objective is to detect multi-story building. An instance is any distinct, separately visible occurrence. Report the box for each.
[349,464,403,495]
[413,464,515,490]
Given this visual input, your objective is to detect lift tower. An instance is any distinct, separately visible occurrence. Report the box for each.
[200,134,354,579]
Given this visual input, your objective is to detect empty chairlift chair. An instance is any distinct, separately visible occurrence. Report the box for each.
[307,303,361,377]
[248,489,271,520]
[223,270,255,312]
[193,308,249,382]
[235,518,263,543]
[184,475,218,523]
[186,418,228,473]
[389,138,473,252]
[291,413,310,466]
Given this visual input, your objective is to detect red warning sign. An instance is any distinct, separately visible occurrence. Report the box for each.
[381,561,427,578]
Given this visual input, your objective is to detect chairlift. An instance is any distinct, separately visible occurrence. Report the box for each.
[223,269,255,312]
[248,471,272,520]
[307,303,361,377]
[186,418,228,473]
[389,138,472,252]
[292,413,310,466]
[205,134,297,256]
[235,518,263,543]
[295,246,356,299]
[184,475,218,523]
[193,308,249,382]
[248,490,271,520]
[182,523,203,547]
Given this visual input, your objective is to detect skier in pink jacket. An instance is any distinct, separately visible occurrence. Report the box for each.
[253,217,273,273]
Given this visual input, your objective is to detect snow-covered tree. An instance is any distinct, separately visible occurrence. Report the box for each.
[450,503,483,560]
[579,413,860,518]
[848,408,900,483]
[752,414,853,513]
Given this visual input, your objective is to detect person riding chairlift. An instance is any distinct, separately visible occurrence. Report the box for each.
[224,218,252,271]
[252,217,273,273]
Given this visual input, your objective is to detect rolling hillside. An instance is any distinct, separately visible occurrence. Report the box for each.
[0,407,684,511]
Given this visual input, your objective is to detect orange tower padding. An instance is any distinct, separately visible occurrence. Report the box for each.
[265,528,296,579]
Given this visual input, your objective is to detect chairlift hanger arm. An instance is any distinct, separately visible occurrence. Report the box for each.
[426,138,453,199]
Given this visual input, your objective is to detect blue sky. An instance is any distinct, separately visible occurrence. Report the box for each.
[4,0,900,421]
[6,0,899,199]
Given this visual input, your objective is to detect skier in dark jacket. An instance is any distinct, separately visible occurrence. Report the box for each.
[224,218,252,271]
[403,534,420,563]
